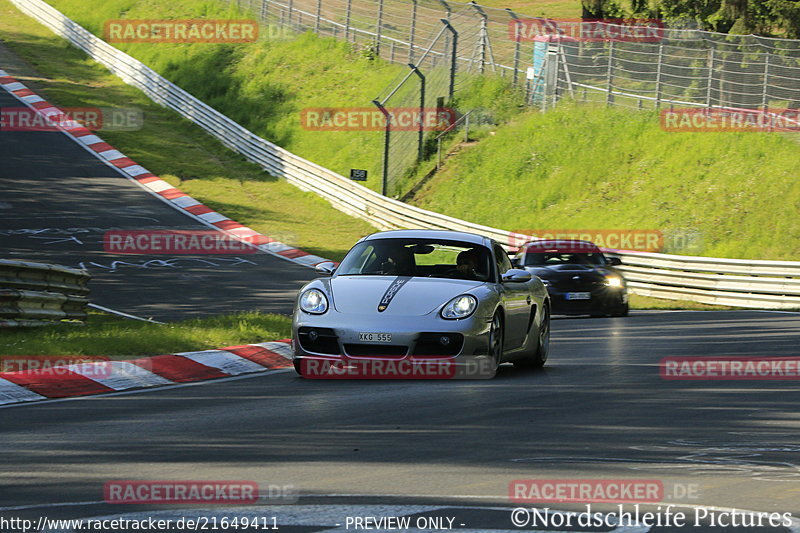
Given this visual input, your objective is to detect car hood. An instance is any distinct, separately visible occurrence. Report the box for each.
[525,264,614,280]
[330,275,481,316]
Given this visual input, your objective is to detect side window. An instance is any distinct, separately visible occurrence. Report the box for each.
[494,244,512,280]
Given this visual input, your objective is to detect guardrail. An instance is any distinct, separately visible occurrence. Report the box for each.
[9,0,800,310]
[0,259,90,327]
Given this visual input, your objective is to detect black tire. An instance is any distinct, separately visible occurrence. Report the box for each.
[612,302,629,317]
[515,305,550,369]
[487,311,504,372]
[293,358,306,378]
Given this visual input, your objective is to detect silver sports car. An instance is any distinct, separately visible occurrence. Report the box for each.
[291,230,551,379]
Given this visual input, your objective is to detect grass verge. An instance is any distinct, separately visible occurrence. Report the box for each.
[0,312,292,357]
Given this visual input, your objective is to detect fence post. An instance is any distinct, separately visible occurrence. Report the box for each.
[542,43,559,110]
[605,41,615,106]
[373,99,391,196]
[409,0,418,64]
[260,0,268,23]
[315,0,322,33]
[761,52,771,110]
[344,0,352,41]
[654,43,663,108]
[439,0,452,64]
[287,0,294,30]
[409,64,426,163]
[441,18,458,100]
[706,48,714,107]
[376,0,384,56]
[506,8,521,88]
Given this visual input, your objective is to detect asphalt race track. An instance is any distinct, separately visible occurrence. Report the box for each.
[0,88,316,321]
[1,310,799,532]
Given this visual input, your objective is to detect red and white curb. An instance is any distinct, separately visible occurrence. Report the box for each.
[0,340,293,406]
[0,69,330,268]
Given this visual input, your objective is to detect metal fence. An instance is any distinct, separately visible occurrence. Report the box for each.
[230,0,800,192]
[0,259,90,327]
[548,32,800,111]
[231,0,800,112]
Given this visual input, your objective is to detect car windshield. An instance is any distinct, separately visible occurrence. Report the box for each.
[336,238,493,281]
[524,251,606,266]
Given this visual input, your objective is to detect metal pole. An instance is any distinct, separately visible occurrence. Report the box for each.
[409,0,418,64]
[373,99,391,196]
[287,0,294,30]
[470,2,487,74]
[376,0,384,56]
[439,0,451,66]
[441,19,457,100]
[315,0,322,33]
[606,41,614,106]
[409,64,426,163]
[706,48,714,108]
[344,0,352,41]
[654,43,663,108]
[506,8,521,88]
[761,52,771,110]
[261,0,268,23]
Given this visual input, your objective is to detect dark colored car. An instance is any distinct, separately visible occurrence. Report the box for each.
[512,239,628,317]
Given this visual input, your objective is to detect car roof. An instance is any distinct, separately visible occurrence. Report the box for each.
[523,239,601,252]
[362,229,491,247]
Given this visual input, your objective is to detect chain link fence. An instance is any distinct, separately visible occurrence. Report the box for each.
[229,0,800,194]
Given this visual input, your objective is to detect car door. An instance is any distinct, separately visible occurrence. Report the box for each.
[493,243,531,349]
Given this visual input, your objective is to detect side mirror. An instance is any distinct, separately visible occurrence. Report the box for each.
[501,268,532,283]
[315,261,337,275]
[606,256,622,266]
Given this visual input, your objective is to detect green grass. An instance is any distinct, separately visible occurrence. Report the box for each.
[410,102,800,260]
[0,312,291,357]
[0,0,376,262]
[628,294,734,310]
[477,0,581,18]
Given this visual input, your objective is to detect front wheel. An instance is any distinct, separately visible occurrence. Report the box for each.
[612,301,629,317]
[487,311,504,372]
[514,305,550,369]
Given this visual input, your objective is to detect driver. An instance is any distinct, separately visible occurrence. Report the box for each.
[454,248,481,279]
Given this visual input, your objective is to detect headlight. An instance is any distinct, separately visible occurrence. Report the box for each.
[441,294,478,319]
[541,278,551,286]
[299,289,328,314]
[605,276,623,288]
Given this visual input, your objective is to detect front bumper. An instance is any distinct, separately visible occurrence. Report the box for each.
[292,310,491,361]
[547,286,628,315]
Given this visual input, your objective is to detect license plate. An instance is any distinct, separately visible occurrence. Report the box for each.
[358,332,392,343]
[566,292,591,300]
